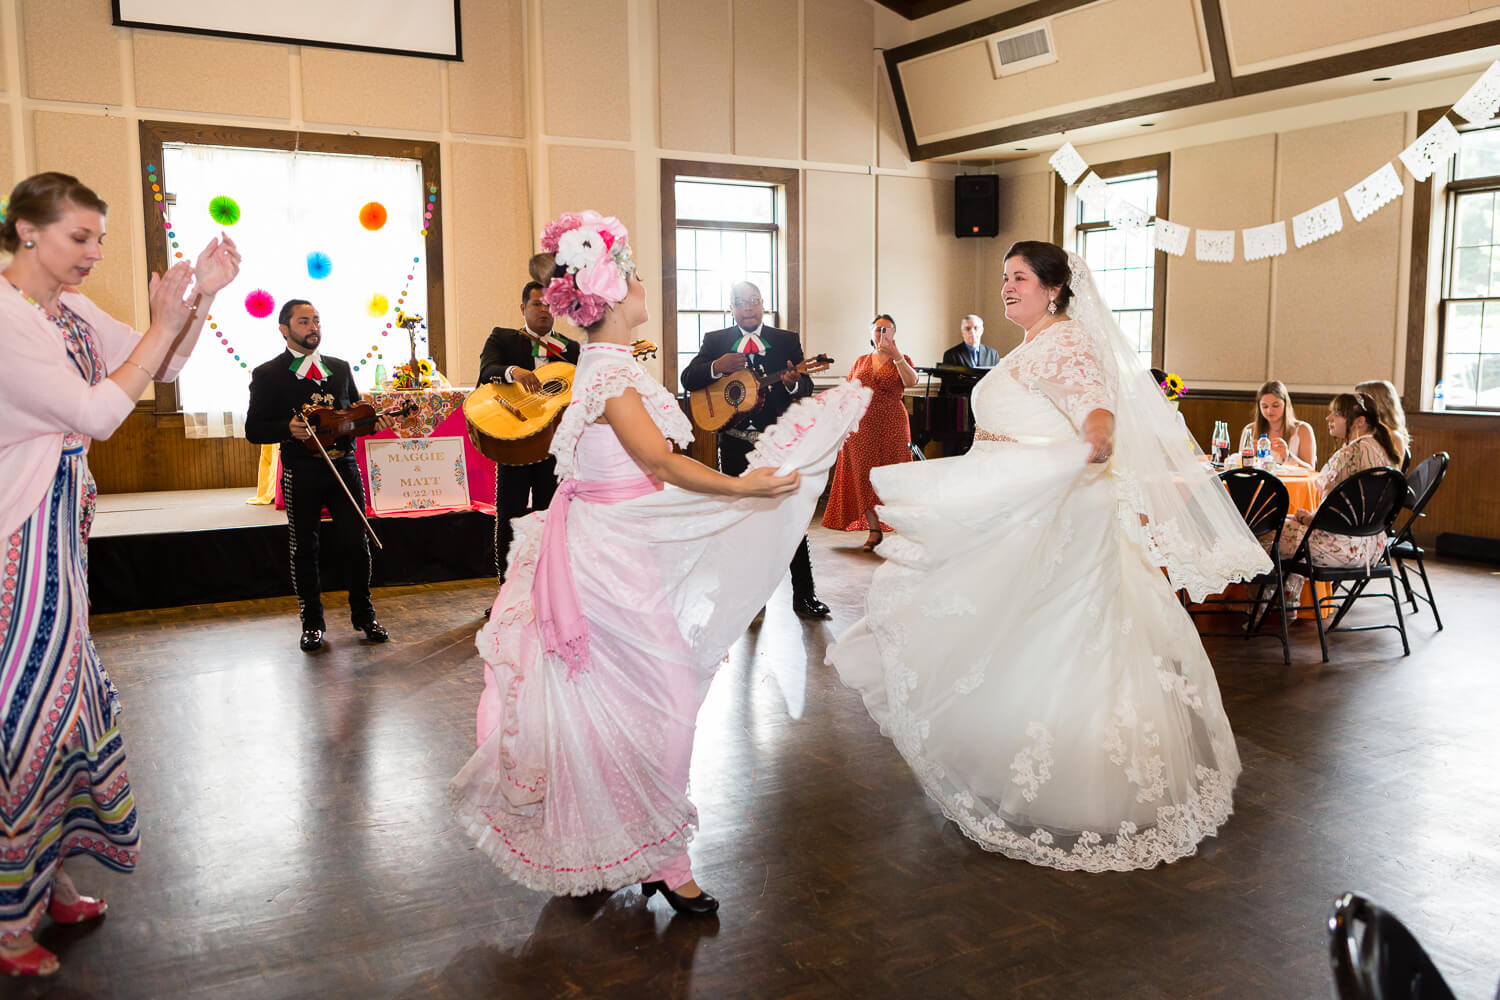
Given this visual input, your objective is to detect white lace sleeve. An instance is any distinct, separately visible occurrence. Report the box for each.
[550,358,694,480]
[1006,320,1116,431]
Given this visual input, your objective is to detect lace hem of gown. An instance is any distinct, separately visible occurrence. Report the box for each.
[742,382,873,472]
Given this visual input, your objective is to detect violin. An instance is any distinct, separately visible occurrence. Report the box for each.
[298,400,417,451]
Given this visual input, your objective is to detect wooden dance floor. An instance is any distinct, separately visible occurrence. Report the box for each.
[21,524,1500,998]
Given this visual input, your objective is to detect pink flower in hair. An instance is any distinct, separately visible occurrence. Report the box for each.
[570,293,607,328]
[540,276,580,319]
[575,259,627,303]
[539,213,583,253]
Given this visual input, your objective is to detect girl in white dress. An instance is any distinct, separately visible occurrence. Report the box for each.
[451,211,869,913]
[828,241,1269,872]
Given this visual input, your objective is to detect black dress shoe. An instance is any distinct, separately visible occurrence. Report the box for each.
[641,881,719,917]
[299,629,324,652]
[792,593,831,619]
[357,620,390,643]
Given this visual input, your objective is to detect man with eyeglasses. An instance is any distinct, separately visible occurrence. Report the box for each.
[681,281,830,620]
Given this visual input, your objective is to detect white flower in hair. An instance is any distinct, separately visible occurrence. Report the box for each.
[555,225,609,271]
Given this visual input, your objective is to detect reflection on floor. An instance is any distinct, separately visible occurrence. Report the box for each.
[20,526,1500,999]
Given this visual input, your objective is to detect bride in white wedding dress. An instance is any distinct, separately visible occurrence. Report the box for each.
[828,241,1270,872]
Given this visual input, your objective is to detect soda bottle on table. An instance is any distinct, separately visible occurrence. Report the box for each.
[1256,433,1272,471]
[1211,421,1230,467]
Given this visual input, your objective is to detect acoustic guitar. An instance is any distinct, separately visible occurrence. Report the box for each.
[688,354,834,432]
[464,339,658,466]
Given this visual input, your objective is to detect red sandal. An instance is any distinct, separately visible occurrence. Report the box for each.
[0,942,59,977]
[49,893,107,924]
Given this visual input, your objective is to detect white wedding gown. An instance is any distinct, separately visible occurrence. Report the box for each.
[828,320,1245,872]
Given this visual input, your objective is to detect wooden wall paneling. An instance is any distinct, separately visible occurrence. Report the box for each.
[88,407,261,493]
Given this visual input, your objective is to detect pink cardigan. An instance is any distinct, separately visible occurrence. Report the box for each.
[0,289,187,538]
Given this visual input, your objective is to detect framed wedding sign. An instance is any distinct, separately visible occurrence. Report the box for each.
[365,437,470,513]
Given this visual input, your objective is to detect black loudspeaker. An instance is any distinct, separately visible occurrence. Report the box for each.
[954,174,999,238]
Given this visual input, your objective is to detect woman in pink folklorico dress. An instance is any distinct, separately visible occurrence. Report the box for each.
[450,211,868,916]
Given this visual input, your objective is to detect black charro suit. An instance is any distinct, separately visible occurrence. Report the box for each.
[478,326,581,581]
[680,324,822,605]
[245,350,376,632]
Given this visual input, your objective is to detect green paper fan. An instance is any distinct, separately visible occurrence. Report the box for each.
[208,195,241,226]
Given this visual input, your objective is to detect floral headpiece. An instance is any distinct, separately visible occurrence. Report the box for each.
[538,210,636,328]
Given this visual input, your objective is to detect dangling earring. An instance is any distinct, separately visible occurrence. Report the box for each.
[23,240,35,249]
[1046,298,1057,315]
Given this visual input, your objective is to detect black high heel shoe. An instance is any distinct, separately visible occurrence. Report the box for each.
[641,880,719,917]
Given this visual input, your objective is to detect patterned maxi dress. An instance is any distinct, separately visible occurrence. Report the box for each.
[1276,434,1397,604]
[0,303,139,943]
[451,343,869,894]
[821,353,913,532]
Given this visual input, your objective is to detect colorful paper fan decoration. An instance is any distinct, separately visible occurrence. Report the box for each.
[367,293,390,317]
[359,201,388,230]
[244,289,275,318]
[208,195,241,226]
[306,251,333,279]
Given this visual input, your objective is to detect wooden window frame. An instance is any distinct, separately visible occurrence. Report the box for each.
[138,121,445,415]
[1053,152,1170,368]
[660,159,800,393]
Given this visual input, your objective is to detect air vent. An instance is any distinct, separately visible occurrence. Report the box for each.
[986,24,1056,78]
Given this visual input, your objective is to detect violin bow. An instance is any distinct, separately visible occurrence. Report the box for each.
[293,409,384,550]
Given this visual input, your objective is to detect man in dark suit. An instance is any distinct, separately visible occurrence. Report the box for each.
[941,314,999,369]
[477,280,581,584]
[680,280,830,620]
[246,299,390,652]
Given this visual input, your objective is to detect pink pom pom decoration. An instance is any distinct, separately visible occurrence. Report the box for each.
[244,289,275,318]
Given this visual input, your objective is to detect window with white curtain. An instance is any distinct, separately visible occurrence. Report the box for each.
[160,144,428,437]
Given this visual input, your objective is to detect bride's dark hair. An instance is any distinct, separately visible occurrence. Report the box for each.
[1003,240,1074,312]
[1329,391,1399,463]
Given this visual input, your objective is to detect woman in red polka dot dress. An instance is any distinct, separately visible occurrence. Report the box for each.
[822,314,918,551]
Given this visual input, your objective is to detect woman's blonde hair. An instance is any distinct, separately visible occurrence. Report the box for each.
[1252,380,1300,440]
[1354,379,1408,446]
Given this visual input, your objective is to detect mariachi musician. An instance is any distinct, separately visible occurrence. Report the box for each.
[477,279,580,585]
[680,280,829,620]
[246,298,392,652]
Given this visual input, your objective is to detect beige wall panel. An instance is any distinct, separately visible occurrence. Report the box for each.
[805,0,875,165]
[1272,114,1405,386]
[877,66,910,170]
[300,49,442,131]
[33,112,136,321]
[1222,0,1470,69]
[0,106,12,192]
[450,143,531,385]
[979,171,1054,357]
[804,170,874,369]
[448,0,525,138]
[543,0,631,141]
[733,0,799,159]
[876,175,977,368]
[134,32,289,117]
[659,0,732,153]
[24,0,123,104]
[1164,135,1276,382]
[546,145,638,337]
[900,0,1206,141]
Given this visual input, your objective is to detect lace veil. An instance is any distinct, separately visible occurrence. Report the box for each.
[1065,251,1271,600]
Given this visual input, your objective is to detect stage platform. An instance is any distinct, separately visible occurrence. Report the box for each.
[89,488,496,614]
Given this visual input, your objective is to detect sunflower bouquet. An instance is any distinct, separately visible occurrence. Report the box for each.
[392,357,435,390]
[1159,371,1186,401]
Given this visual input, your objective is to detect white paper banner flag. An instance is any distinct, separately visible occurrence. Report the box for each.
[1453,60,1500,124]
[1293,198,1343,248]
[1398,116,1461,182]
[1109,198,1151,230]
[1153,219,1189,256]
[1076,172,1112,213]
[1345,163,1404,222]
[1049,142,1089,185]
[1242,221,1287,261]
[1195,229,1234,262]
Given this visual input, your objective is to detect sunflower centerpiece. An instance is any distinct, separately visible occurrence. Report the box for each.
[391,308,434,390]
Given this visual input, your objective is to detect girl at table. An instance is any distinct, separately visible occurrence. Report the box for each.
[1239,379,1316,470]
[1275,391,1400,612]
[450,210,868,915]
[1355,379,1410,468]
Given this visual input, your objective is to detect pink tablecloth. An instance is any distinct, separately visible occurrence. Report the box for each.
[274,388,497,517]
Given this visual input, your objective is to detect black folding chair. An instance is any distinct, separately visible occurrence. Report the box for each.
[1282,467,1409,662]
[1389,452,1449,631]
[1328,892,1458,1000]
[1188,469,1291,663]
